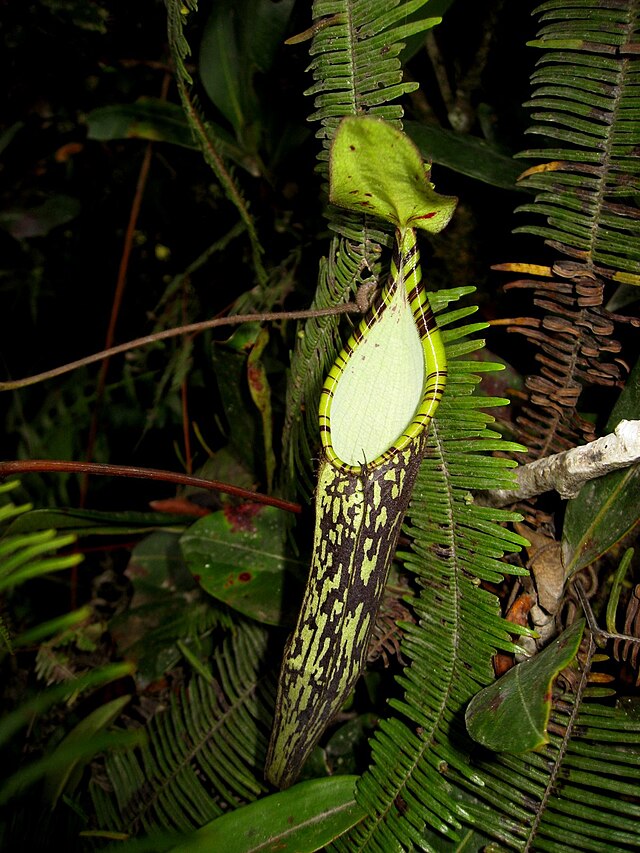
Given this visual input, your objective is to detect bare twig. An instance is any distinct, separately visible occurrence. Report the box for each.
[0,460,301,515]
[0,303,360,392]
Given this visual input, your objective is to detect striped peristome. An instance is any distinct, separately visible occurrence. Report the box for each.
[265,226,447,789]
[319,226,446,472]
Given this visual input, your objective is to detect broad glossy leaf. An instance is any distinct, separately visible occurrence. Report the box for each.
[405,121,524,191]
[0,194,80,239]
[86,99,197,148]
[563,464,640,577]
[169,776,365,853]
[200,2,245,134]
[111,531,217,682]
[466,619,584,752]
[563,356,640,576]
[199,0,294,139]
[180,504,305,626]
[126,530,194,591]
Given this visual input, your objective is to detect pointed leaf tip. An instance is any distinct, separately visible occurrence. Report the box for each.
[465,619,585,753]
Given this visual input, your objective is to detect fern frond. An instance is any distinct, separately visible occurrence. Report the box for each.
[308,0,441,158]
[0,528,81,594]
[0,484,83,652]
[332,307,531,852]
[496,1,637,457]
[0,479,31,522]
[165,0,267,284]
[282,236,380,493]
[452,640,640,851]
[503,268,624,456]
[92,622,275,835]
[515,0,640,285]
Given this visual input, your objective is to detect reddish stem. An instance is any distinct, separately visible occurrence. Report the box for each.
[181,286,193,474]
[0,459,301,514]
[81,141,155,506]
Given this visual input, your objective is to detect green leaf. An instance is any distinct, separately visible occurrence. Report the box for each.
[563,463,640,577]
[199,0,295,141]
[606,548,634,635]
[246,327,276,493]
[405,120,525,191]
[179,505,305,626]
[211,323,263,473]
[329,116,457,231]
[200,2,246,135]
[169,776,366,853]
[562,355,640,576]
[0,729,142,806]
[4,507,193,538]
[0,662,135,747]
[86,99,198,148]
[0,528,82,592]
[43,695,132,806]
[465,619,585,753]
[110,531,223,683]
[13,606,93,648]
[0,194,81,239]
[126,530,195,591]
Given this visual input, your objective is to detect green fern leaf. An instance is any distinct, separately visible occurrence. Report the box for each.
[454,669,640,850]
[331,314,530,851]
[92,622,276,835]
[308,0,440,151]
[515,0,640,284]
[0,482,84,652]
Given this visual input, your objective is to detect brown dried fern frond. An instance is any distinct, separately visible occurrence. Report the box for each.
[613,583,640,685]
[496,1,640,459]
[367,594,413,667]
[500,261,625,457]
[516,1,640,286]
